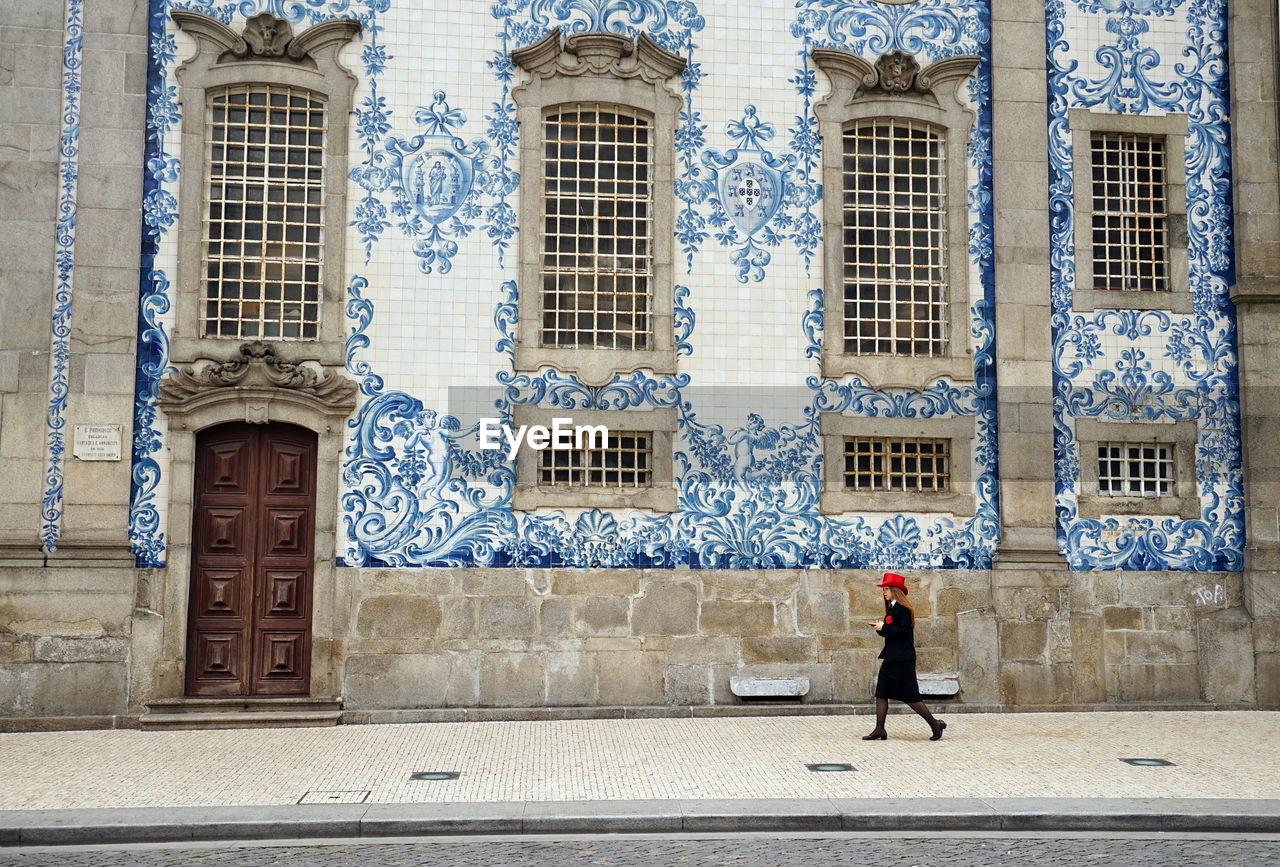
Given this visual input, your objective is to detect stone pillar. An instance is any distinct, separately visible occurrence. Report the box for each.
[989,0,1065,569]
[987,0,1070,707]
[1229,0,1280,708]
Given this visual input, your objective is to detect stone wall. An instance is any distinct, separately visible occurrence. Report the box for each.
[0,0,146,728]
[0,566,135,726]
[332,568,1253,720]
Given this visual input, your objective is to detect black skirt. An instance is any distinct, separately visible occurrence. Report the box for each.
[874,658,923,703]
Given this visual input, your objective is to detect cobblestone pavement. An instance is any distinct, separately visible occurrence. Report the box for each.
[1,711,1277,809]
[2,835,1279,866]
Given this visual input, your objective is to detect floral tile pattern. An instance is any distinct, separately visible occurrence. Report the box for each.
[122,0,1241,572]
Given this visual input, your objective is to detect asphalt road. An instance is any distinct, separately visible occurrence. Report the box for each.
[2,833,1279,865]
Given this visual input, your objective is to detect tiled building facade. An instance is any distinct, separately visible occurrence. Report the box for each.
[2,0,1278,728]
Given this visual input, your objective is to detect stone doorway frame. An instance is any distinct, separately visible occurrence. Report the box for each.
[136,342,356,705]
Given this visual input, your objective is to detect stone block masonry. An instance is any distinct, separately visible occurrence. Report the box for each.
[321,567,1255,717]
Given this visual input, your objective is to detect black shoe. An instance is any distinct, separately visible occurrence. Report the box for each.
[861,731,887,740]
[930,720,947,741]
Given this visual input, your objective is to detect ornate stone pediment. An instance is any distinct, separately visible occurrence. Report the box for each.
[171,10,361,68]
[159,342,356,420]
[511,28,687,85]
[812,48,980,104]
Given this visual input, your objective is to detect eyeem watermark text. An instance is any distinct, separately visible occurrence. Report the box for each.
[478,417,608,459]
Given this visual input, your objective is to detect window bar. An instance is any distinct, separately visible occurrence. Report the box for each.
[1096,441,1174,498]
[541,104,653,350]
[538,432,653,489]
[201,84,326,340]
[843,436,951,493]
[842,119,948,358]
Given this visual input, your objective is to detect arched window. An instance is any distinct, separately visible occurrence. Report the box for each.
[203,85,326,340]
[541,103,653,351]
[812,49,978,388]
[169,10,359,368]
[841,118,947,358]
[511,30,684,387]
[812,49,981,518]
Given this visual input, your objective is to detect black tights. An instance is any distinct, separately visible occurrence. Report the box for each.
[870,697,940,735]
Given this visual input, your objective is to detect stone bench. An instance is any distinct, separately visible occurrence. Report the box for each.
[917,673,961,697]
[730,676,810,700]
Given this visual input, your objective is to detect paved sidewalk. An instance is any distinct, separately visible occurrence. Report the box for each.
[0,711,1277,844]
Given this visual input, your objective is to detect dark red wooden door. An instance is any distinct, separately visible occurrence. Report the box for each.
[186,422,317,696]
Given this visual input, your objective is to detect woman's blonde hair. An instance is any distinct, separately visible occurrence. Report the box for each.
[885,585,914,616]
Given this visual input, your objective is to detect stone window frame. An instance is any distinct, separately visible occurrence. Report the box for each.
[1075,418,1199,519]
[1070,109,1190,314]
[169,11,360,369]
[818,413,977,515]
[812,49,981,388]
[511,405,677,512]
[510,30,686,386]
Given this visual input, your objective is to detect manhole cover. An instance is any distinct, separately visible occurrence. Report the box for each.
[1120,758,1175,767]
[410,771,461,781]
[298,790,370,804]
[806,763,855,772]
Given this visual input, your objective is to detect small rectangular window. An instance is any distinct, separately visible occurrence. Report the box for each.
[843,436,950,492]
[538,431,652,488]
[541,104,653,350]
[1090,132,1168,293]
[1096,441,1174,497]
[202,85,325,340]
[842,120,947,357]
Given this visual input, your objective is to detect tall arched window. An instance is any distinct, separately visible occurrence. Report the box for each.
[812,48,978,387]
[203,85,326,340]
[541,103,653,351]
[842,119,947,358]
[168,10,359,368]
[511,30,684,387]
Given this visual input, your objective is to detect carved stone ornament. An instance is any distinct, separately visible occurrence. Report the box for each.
[511,28,687,85]
[811,48,980,103]
[170,10,361,68]
[875,51,919,93]
[239,13,293,58]
[159,341,357,415]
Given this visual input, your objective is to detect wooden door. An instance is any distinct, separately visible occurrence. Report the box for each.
[186,422,317,696]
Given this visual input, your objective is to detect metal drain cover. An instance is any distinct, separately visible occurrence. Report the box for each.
[1121,758,1175,767]
[411,771,461,781]
[807,763,855,772]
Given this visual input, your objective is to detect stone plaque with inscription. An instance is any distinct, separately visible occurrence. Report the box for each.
[73,425,122,461]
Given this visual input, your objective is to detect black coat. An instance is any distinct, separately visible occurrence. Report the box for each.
[875,601,916,661]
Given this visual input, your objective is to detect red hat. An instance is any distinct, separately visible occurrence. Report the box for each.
[877,572,908,594]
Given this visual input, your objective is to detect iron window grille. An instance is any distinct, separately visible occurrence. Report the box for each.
[843,436,951,492]
[541,103,653,350]
[842,119,947,357]
[538,432,652,488]
[202,84,325,340]
[1090,132,1168,293]
[1096,441,1174,497]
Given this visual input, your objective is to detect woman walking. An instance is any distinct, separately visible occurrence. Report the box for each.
[862,572,947,741]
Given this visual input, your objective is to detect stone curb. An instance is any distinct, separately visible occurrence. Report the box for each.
[3,798,1280,846]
